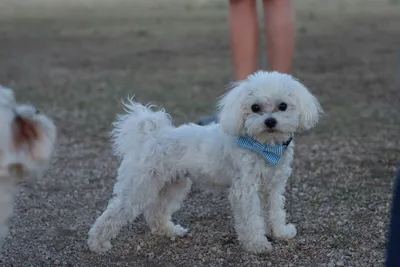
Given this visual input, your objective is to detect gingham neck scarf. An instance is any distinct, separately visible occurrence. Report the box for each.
[237,136,292,166]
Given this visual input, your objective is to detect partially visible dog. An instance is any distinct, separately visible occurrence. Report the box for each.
[88,71,323,253]
[0,86,56,246]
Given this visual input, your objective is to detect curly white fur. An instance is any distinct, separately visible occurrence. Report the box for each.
[88,71,323,253]
[0,86,56,246]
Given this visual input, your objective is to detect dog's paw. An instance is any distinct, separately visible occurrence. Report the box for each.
[273,223,297,240]
[151,222,188,238]
[87,237,112,253]
[170,224,188,237]
[242,237,273,254]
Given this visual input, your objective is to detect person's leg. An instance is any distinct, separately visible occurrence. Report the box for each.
[263,0,295,74]
[197,0,259,125]
[229,0,260,80]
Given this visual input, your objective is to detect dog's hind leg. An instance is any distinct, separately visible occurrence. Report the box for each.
[144,178,192,238]
[87,172,160,253]
[87,195,134,253]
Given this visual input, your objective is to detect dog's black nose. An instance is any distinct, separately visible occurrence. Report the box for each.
[265,118,277,128]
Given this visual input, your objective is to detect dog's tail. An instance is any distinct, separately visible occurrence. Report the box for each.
[111,97,173,158]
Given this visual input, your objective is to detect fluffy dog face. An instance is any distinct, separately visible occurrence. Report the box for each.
[0,87,56,180]
[218,71,323,144]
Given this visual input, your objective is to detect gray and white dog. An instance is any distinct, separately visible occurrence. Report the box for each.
[0,86,56,246]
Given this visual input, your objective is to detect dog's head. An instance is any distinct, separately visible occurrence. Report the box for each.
[0,86,56,180]
[217,71,323,144]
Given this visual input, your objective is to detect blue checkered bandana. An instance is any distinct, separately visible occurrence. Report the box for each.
[237,135,292,166]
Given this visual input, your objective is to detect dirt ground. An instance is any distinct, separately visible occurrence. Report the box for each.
[0,0,399,266]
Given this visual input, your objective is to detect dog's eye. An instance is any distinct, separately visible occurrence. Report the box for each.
[278,102,287,111]
[251,104,261,113]
[35,109,40,114]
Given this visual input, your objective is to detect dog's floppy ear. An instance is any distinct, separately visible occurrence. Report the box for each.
[292,80,323,131]
[12,115,39,150]
[12,105,56,168]
[4,113,42,179]
[217,82,246,135]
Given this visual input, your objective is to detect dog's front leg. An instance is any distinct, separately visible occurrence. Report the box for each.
[229,179,272,253]
[267,170,297,240]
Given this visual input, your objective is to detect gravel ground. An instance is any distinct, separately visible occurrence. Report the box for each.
[0,0,399,266]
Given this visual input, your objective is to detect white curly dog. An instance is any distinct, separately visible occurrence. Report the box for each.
[88,71,323,253]
[0,86,56,246]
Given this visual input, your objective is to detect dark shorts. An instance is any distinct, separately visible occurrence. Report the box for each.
[387,166,400,267]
